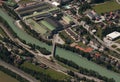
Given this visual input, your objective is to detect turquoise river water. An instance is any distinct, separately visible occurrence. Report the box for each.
[0,9,120,82]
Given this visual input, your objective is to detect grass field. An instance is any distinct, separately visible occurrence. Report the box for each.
[93,0,120,14]
[0,71,19,82]
[21,62,70,80]
[26,19,47,34]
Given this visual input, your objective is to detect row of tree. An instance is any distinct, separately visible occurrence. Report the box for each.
[91,0,111,3]
[20,66,71,82]
[0,66,29,82]
[67,70,95,82]
[55,55,115,82]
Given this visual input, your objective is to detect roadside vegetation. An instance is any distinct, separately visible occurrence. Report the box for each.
[0,27,7,37]
[21,61,70,80]
[0,66,29,82]
[55,55,115,82]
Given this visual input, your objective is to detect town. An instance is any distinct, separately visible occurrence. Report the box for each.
[0,0,120,82]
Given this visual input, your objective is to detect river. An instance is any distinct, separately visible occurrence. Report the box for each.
[0,8,120,82]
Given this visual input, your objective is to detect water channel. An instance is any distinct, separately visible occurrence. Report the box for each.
[0,9,120,82]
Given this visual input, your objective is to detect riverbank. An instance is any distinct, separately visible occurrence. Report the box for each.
[0,8,120,82]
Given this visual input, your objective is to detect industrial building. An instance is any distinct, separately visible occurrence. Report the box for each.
[106,31,120,41]
[15,2,63,39]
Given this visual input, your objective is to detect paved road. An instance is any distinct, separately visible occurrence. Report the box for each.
[116,0,120,4]
[63,10,120,56]
[0,60,39,82]
[0,22,102,82]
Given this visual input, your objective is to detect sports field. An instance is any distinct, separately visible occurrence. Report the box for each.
[93,0,120,14]
[40,20,55,31]
[0,71,19,82]
[26,19,47,34]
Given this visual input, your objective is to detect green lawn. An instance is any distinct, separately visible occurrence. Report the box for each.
[0,71,19,82]
[21,62,70,80]
[93,0,120,14]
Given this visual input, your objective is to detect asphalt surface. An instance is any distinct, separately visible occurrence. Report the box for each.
[0,22,102,82]
[0,60,39,82]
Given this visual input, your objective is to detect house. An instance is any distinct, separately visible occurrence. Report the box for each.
[52,2,60,6]
[86,12,95,20]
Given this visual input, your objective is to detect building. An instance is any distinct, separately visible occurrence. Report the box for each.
[52,2,60,6]
[56,0,72,5]
[62,15,73,24]
[106,31,120,40]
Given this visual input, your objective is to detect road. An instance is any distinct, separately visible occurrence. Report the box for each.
[0,22,103,82]
[16,38,103,82]
[0,60,39,82]
[116,0,120,4]
[63,10,120,57]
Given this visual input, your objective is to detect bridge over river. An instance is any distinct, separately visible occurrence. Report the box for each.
[0,8,120,82]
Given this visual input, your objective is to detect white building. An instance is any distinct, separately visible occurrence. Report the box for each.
[106,31,120,40]
[52,2,60,6]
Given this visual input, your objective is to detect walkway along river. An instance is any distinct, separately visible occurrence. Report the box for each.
[0,8,120,82]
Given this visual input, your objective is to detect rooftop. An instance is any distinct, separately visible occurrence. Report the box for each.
[107,31,120,39]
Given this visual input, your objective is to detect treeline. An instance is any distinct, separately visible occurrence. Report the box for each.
[1,4,119,74]
[56,44,120,73]
[0,46,14,64]
[20,66,71,82]
[55,55,115,82]
[0,66,29,82]
[20,21,52,45]
[2,38,34,57]
[28,43,51,55]
[0,15,51,55]
[67,71,95,82]
[91,0,111,3]
[2,3,19,20]
[0,16,17,38]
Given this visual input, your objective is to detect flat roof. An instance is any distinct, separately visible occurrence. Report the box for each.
[107,31,120,39]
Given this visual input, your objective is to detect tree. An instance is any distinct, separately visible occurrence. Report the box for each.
[78,2,91,14]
